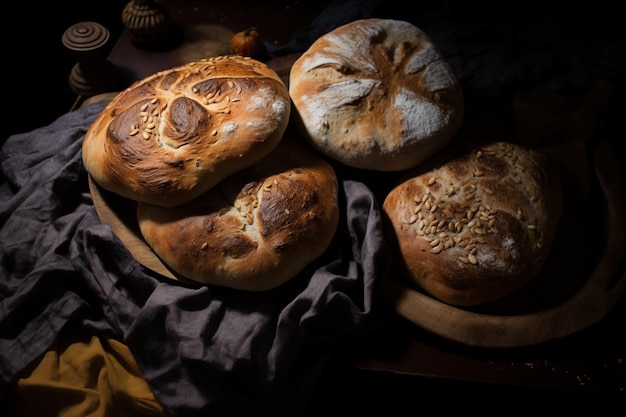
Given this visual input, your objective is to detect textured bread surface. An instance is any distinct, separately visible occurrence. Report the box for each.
[136,137,340,291]
[83,55,290,207]
[382,141,563,306]
[289,18,464,171]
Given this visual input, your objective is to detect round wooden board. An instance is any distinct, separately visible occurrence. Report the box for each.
[380,140,626,348]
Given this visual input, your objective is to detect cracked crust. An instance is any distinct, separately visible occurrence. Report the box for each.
[83,55,290,207]
[136,137,340,290]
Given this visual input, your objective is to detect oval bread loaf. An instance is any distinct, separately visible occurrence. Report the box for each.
[382,141,563,306]
[82,55,290,207]
[136,137,340,291]
[289,18,464,171]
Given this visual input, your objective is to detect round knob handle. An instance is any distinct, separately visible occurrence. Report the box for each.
[62,22,120,97]
[62,21,110,53]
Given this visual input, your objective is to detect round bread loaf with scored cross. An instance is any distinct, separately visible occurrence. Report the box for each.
[289,18,464,171]
[136,136,340,291]
[382,141,563,306]
[82,55,291,207]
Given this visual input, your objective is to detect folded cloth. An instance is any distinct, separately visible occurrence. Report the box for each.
[6,330,170,417]
[0,102,390,416]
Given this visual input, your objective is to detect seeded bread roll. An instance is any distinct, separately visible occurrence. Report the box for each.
[136,137,339,291]
[83,55,290,207]
[289,18,464,171]
[382,141,563,306]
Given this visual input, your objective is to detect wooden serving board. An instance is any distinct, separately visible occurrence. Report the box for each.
[380,140,626,348]
[88,175,180,282]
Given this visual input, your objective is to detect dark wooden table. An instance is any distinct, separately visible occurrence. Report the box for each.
[103,0,625,409]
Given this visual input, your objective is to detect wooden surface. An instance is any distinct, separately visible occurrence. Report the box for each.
[94,1,626,395]
[108,0,329,87]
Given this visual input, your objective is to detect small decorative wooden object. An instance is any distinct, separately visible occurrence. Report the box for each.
[122,0,172,47]
[62,21,120,97]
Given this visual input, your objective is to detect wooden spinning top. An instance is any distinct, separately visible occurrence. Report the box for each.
[122,0,172,47]
[62,21,120,97]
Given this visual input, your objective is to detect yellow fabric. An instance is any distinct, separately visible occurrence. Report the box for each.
[7,333,169,417]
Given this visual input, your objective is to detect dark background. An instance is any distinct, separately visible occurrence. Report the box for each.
[4,1,624,145]
[3,1,624,143]
[1,0,624,410]
[3,0,127,142]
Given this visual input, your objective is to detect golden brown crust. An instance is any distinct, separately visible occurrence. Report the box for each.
[82,55,290,207]
[382,141,563,306]
[136,137,340,291]
[289,18,464,171]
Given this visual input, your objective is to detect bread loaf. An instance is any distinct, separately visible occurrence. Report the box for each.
[382,141,563,306]
[82,55,290,207]
[136,137,340,291]
[289,18,464,171]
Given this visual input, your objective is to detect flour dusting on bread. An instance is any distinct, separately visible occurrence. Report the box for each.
[289,18,464,171]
